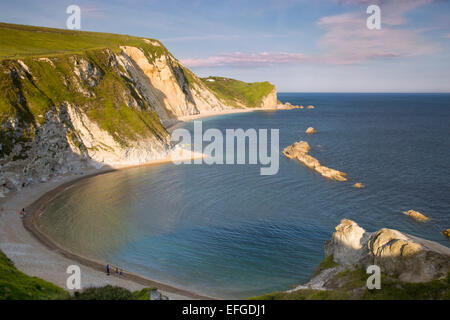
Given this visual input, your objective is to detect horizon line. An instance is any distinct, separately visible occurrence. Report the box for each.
[277,91,450,94]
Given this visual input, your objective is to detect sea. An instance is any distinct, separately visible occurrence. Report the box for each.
[39,93,450,299]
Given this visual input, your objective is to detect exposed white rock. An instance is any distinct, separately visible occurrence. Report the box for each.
[37,57,55,67]
[259,87,278,109]
[325,219,450,282]
[325,219,368,266]
[120,46,232,120]
[17,60,31,75]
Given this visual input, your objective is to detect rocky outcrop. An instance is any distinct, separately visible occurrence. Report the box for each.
[305,127,316,134]
[0,39,279,196]
[276,102,303,110]
[353,182,364,188]
[260,88,278,109]
[443,229,450,237]
[325,219,450,282]
[307,105,315,109]
[403,210,428,222]
[283,141,347,181]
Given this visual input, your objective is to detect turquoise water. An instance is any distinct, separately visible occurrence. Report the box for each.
[39,93,450,299]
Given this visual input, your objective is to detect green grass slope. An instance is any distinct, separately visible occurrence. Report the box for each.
[0,23,167,60]
[0,249,69,300]
[70,285,154,300]
[250,261,450,300]
[0,249,157,300]
[201,76,275,108]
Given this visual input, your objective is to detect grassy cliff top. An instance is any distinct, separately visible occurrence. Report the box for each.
[0,22,167,60]
[0,249,69,299]
[201,76,275,108]
[250,256,450,300]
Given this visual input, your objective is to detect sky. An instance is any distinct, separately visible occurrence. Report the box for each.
[1,0,449,92]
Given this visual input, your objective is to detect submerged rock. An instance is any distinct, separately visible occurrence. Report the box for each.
[283,141,347,181]
[353,182,364,188]
[403,210,428,222]
[325,219,450,282]
[305,127,316,134]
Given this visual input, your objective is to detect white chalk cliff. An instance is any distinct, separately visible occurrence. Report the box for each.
[0,41,278,197]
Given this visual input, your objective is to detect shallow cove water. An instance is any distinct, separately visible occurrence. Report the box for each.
[39,93,450,299]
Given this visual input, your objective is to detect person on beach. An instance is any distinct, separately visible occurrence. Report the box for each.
[17,208,25,217]
[106,264,110,276]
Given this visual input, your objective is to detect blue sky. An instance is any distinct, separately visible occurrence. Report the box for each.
[1,0,449,92]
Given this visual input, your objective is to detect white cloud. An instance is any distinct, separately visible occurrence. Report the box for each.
[182,0,438,68]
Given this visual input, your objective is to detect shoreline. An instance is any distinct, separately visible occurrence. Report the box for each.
[165,107,279,132]
[0,106,280,300]
[22,168,214,300]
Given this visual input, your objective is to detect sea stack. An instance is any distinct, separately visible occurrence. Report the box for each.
[403,210,428,222]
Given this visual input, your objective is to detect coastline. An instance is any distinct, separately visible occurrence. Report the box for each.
[22,168,214,300]
[165,107,279,132]
[0,106,279,300]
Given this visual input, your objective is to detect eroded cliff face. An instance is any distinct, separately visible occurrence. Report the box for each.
[259,87,278,109]
[0,41,278,197]
[120,45,231,120]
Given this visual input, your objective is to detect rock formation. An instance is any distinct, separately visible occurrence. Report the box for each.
[305,127,316,134]
[276,102,303,110]
[283,141,347,181]
[307,105,315,109]
[325,219,450,282]
[443,229,450,237]
[353,182,364,188]
[403,210,428,222]
[0,34,278,197]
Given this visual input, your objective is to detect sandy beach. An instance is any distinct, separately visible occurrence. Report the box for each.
[0,107,279,300]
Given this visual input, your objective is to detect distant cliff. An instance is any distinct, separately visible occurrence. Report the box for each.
[0,23,278,196]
